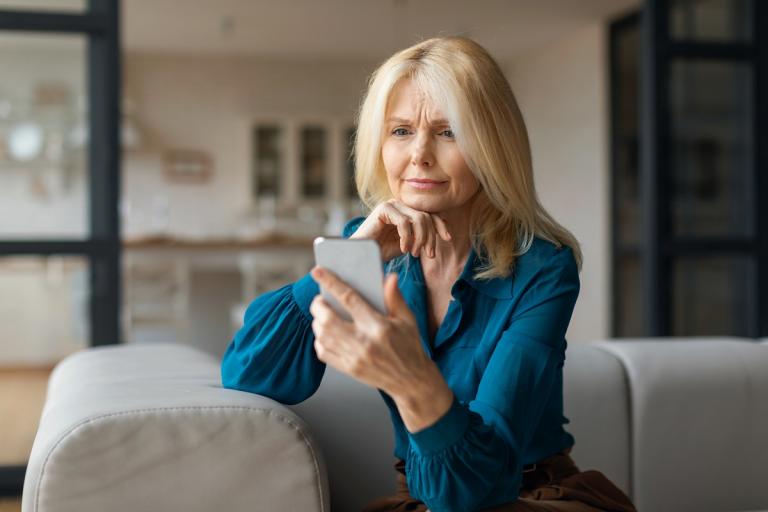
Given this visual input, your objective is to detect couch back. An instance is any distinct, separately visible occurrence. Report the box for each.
[594,338,768,512]
[291,339,768,512]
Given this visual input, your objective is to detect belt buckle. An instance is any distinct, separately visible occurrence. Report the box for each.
[522,463,537,473]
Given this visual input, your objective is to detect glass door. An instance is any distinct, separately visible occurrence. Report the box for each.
[0,0,121,498]
[637,0,765,337]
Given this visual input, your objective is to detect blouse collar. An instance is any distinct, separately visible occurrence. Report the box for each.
[406,246,515,300]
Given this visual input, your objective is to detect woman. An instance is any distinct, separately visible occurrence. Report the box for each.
[221,37,636,512]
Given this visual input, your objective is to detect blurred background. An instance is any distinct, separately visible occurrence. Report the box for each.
[0,0,765,506]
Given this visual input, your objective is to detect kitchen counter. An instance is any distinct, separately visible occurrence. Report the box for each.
[122,233,316,250]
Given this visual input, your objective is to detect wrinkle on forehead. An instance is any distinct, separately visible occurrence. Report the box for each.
[387,77,449,125]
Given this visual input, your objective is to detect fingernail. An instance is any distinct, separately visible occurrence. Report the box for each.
[313,267,325,278]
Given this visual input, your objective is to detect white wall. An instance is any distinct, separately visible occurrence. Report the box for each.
[122,54,375,238]
[506,23,610,343]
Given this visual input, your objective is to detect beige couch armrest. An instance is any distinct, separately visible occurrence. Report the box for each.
[22,343,329,512]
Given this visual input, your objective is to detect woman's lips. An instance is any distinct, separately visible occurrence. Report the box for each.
[406,179,447,190]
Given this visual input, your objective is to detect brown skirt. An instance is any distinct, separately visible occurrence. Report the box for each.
[361,447,637,512]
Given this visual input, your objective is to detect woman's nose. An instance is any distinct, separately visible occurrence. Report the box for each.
[410,133,434,167]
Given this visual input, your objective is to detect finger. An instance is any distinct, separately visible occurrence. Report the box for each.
[314,337,343,366]
[382,203,413,255]
[310,297,357,351]
[398,218,413,256]
[412,215,427,258]
[310,267,380,322]
[314,336,363,379]
[430,214,452,242]
[414,210,434,259]
[426,214,436,258]
[310,294,340,323]
[390,202,427,258]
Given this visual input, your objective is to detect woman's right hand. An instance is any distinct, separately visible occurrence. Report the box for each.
[349,199,452,263]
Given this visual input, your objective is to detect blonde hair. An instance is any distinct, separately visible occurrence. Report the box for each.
[353,36,582,280]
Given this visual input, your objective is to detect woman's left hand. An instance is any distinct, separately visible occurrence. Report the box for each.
[308,266,431,399]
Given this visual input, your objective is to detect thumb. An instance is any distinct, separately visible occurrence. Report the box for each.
[384,273,408,317]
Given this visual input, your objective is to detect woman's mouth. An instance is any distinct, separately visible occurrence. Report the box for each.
[406,179,447,190]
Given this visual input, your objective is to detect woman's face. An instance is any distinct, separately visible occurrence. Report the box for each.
[381,78,480,215]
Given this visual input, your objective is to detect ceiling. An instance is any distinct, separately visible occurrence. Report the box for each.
[0,0,641,60]
[120,0,640,62]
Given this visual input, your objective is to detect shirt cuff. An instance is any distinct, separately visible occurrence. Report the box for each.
[292,272,320,319]
[407,395,471,456]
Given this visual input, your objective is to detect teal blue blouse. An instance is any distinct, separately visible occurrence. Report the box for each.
[221,216,580,511]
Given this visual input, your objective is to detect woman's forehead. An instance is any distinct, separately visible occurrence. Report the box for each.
[386,79,448,123]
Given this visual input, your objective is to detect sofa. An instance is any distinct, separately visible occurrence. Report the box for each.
[21,337,768,512]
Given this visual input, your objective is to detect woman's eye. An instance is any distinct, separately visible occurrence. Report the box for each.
[440,129,455,138]
[392,128,410,136]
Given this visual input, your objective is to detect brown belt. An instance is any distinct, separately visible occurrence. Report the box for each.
[519,446,580,491]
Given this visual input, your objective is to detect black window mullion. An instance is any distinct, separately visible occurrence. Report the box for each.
[757,0,768,337]
[610,12,641,338]
[641,0,672,337]
[663,238,756,254]
[610,17,621,339]
[668,41,754,60]
[0,9,106,32]
[88,0,121,345]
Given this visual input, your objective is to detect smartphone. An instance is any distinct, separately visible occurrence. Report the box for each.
[313,237,387,321]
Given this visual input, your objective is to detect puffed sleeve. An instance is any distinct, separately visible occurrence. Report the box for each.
[404,246,580,511]
[220,216,366,405]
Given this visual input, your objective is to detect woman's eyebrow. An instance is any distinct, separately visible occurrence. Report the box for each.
[386,116,450,125]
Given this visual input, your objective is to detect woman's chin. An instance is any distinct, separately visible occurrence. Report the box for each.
[400,196,447,214]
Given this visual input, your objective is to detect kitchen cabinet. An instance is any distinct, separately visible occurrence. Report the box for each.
[246,118,362,218]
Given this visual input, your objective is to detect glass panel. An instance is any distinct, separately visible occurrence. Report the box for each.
[0,32,88,239]
[672,255,753,336]
[615,252,644,337]
[300,125,326,198]
[670,0,753,42]
[345,126,357,200]
[669,60,753,238]
[0,0,84,11]
[0,255,89,465]
[252,125,282,198]
[614,22,641,247]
